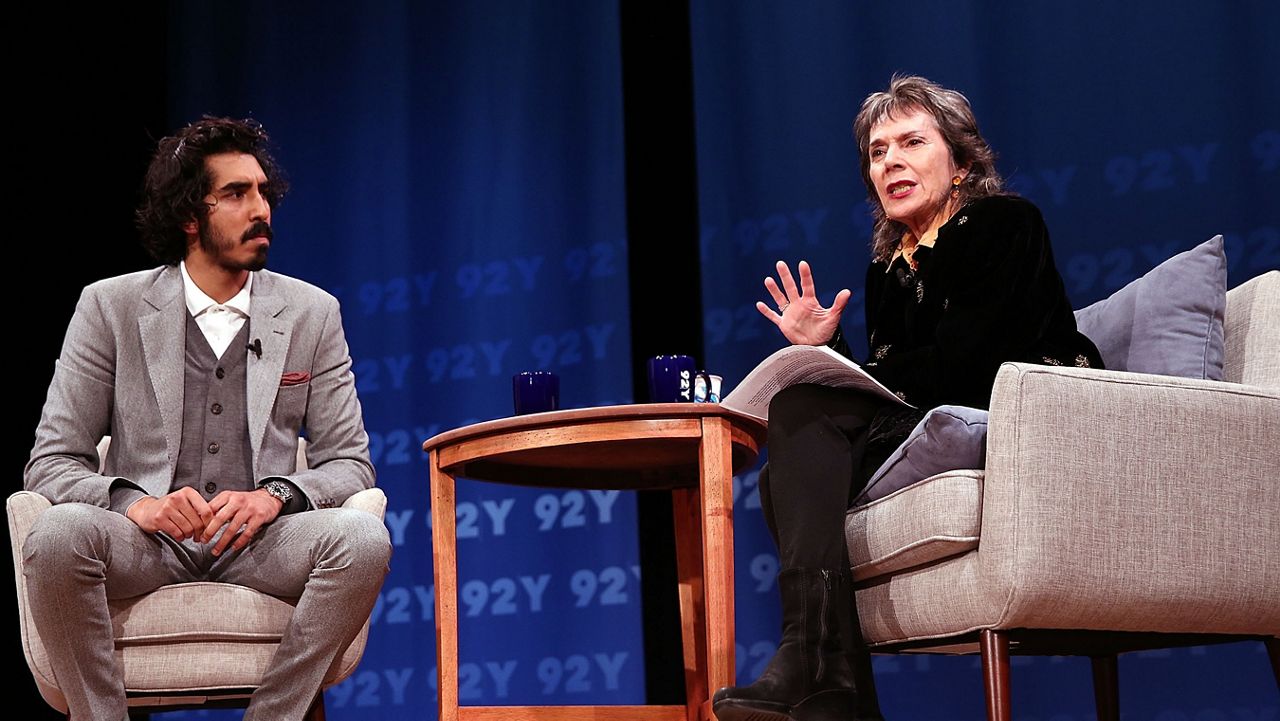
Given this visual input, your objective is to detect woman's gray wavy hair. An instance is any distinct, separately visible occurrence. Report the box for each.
[853,75,1005,261]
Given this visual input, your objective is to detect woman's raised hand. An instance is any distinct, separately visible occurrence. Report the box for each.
[755,260,851,346]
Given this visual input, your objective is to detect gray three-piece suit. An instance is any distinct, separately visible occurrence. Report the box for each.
[23,264,391,720]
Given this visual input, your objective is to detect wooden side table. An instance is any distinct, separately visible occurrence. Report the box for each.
[423,404,767,721]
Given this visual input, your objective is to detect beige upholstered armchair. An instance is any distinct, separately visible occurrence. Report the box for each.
[845,271,1280,720]
[7,439,386,719]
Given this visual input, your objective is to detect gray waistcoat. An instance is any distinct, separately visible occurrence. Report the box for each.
[172,314,255,500]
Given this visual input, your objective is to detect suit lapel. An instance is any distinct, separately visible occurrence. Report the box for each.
[138,266,186,476]
[246,270,292,472]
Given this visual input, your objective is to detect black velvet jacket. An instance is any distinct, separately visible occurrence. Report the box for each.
[830,195,1103,410]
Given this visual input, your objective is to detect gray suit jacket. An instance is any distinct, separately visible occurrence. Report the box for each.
[25,265,374,511]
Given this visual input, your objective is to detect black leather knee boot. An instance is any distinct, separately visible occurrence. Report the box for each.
[712,568,869,721]
[832,570,885,721]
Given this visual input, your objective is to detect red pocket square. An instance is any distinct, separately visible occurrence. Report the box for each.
[280,371,311,387]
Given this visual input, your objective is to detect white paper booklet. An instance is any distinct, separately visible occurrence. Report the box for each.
[720,344,911,421]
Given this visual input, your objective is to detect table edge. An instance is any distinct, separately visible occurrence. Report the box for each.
[422,403,766,453]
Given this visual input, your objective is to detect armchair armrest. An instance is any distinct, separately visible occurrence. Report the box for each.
[8,491,52,578]
[8,491,55,689]
[341,487,387,520]
[979,363,1280,635]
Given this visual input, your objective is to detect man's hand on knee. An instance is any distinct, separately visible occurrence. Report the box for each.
[126,487,214,541]
[204,489,285,556]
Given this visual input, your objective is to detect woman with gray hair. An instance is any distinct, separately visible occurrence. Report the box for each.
[712,76,1102,721]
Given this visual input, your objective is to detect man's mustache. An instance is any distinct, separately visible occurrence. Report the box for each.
[243,222,274,242]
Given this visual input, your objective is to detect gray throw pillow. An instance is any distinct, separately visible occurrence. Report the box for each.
[1073,235,1227,379]
[853,405,989,507]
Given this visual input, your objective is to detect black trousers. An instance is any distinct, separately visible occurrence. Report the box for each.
[757,384,906,570]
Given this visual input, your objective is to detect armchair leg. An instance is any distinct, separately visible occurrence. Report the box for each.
[305,693,327,721]
[1266,637,1280,690]
[1090,654,1119,721]
[979,629,1012,721]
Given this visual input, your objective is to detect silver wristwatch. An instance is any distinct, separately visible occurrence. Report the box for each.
[262,480,294,506]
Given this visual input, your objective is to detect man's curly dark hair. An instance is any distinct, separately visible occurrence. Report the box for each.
[136,116,289,265]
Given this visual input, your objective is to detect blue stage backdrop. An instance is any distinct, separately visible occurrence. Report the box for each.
[168,2,640,718]
[692,2,1278,721]
[156,2,1277,720]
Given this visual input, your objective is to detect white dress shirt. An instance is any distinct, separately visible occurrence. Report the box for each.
[179,261,253,359]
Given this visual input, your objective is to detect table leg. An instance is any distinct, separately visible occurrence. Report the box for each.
[431,452,460,721]
[672,488,708,721]
[698,416,736,702]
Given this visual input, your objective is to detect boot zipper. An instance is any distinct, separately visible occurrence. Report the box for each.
[816,570,832,679]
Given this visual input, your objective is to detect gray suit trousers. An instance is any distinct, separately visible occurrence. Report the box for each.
[22,503,391,721]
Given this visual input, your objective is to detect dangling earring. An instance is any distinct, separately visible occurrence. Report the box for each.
[951,175,962,200]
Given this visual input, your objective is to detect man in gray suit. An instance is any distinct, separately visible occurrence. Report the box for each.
[22,117,391,720]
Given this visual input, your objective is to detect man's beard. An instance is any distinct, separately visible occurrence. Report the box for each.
[199,220,272,272]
